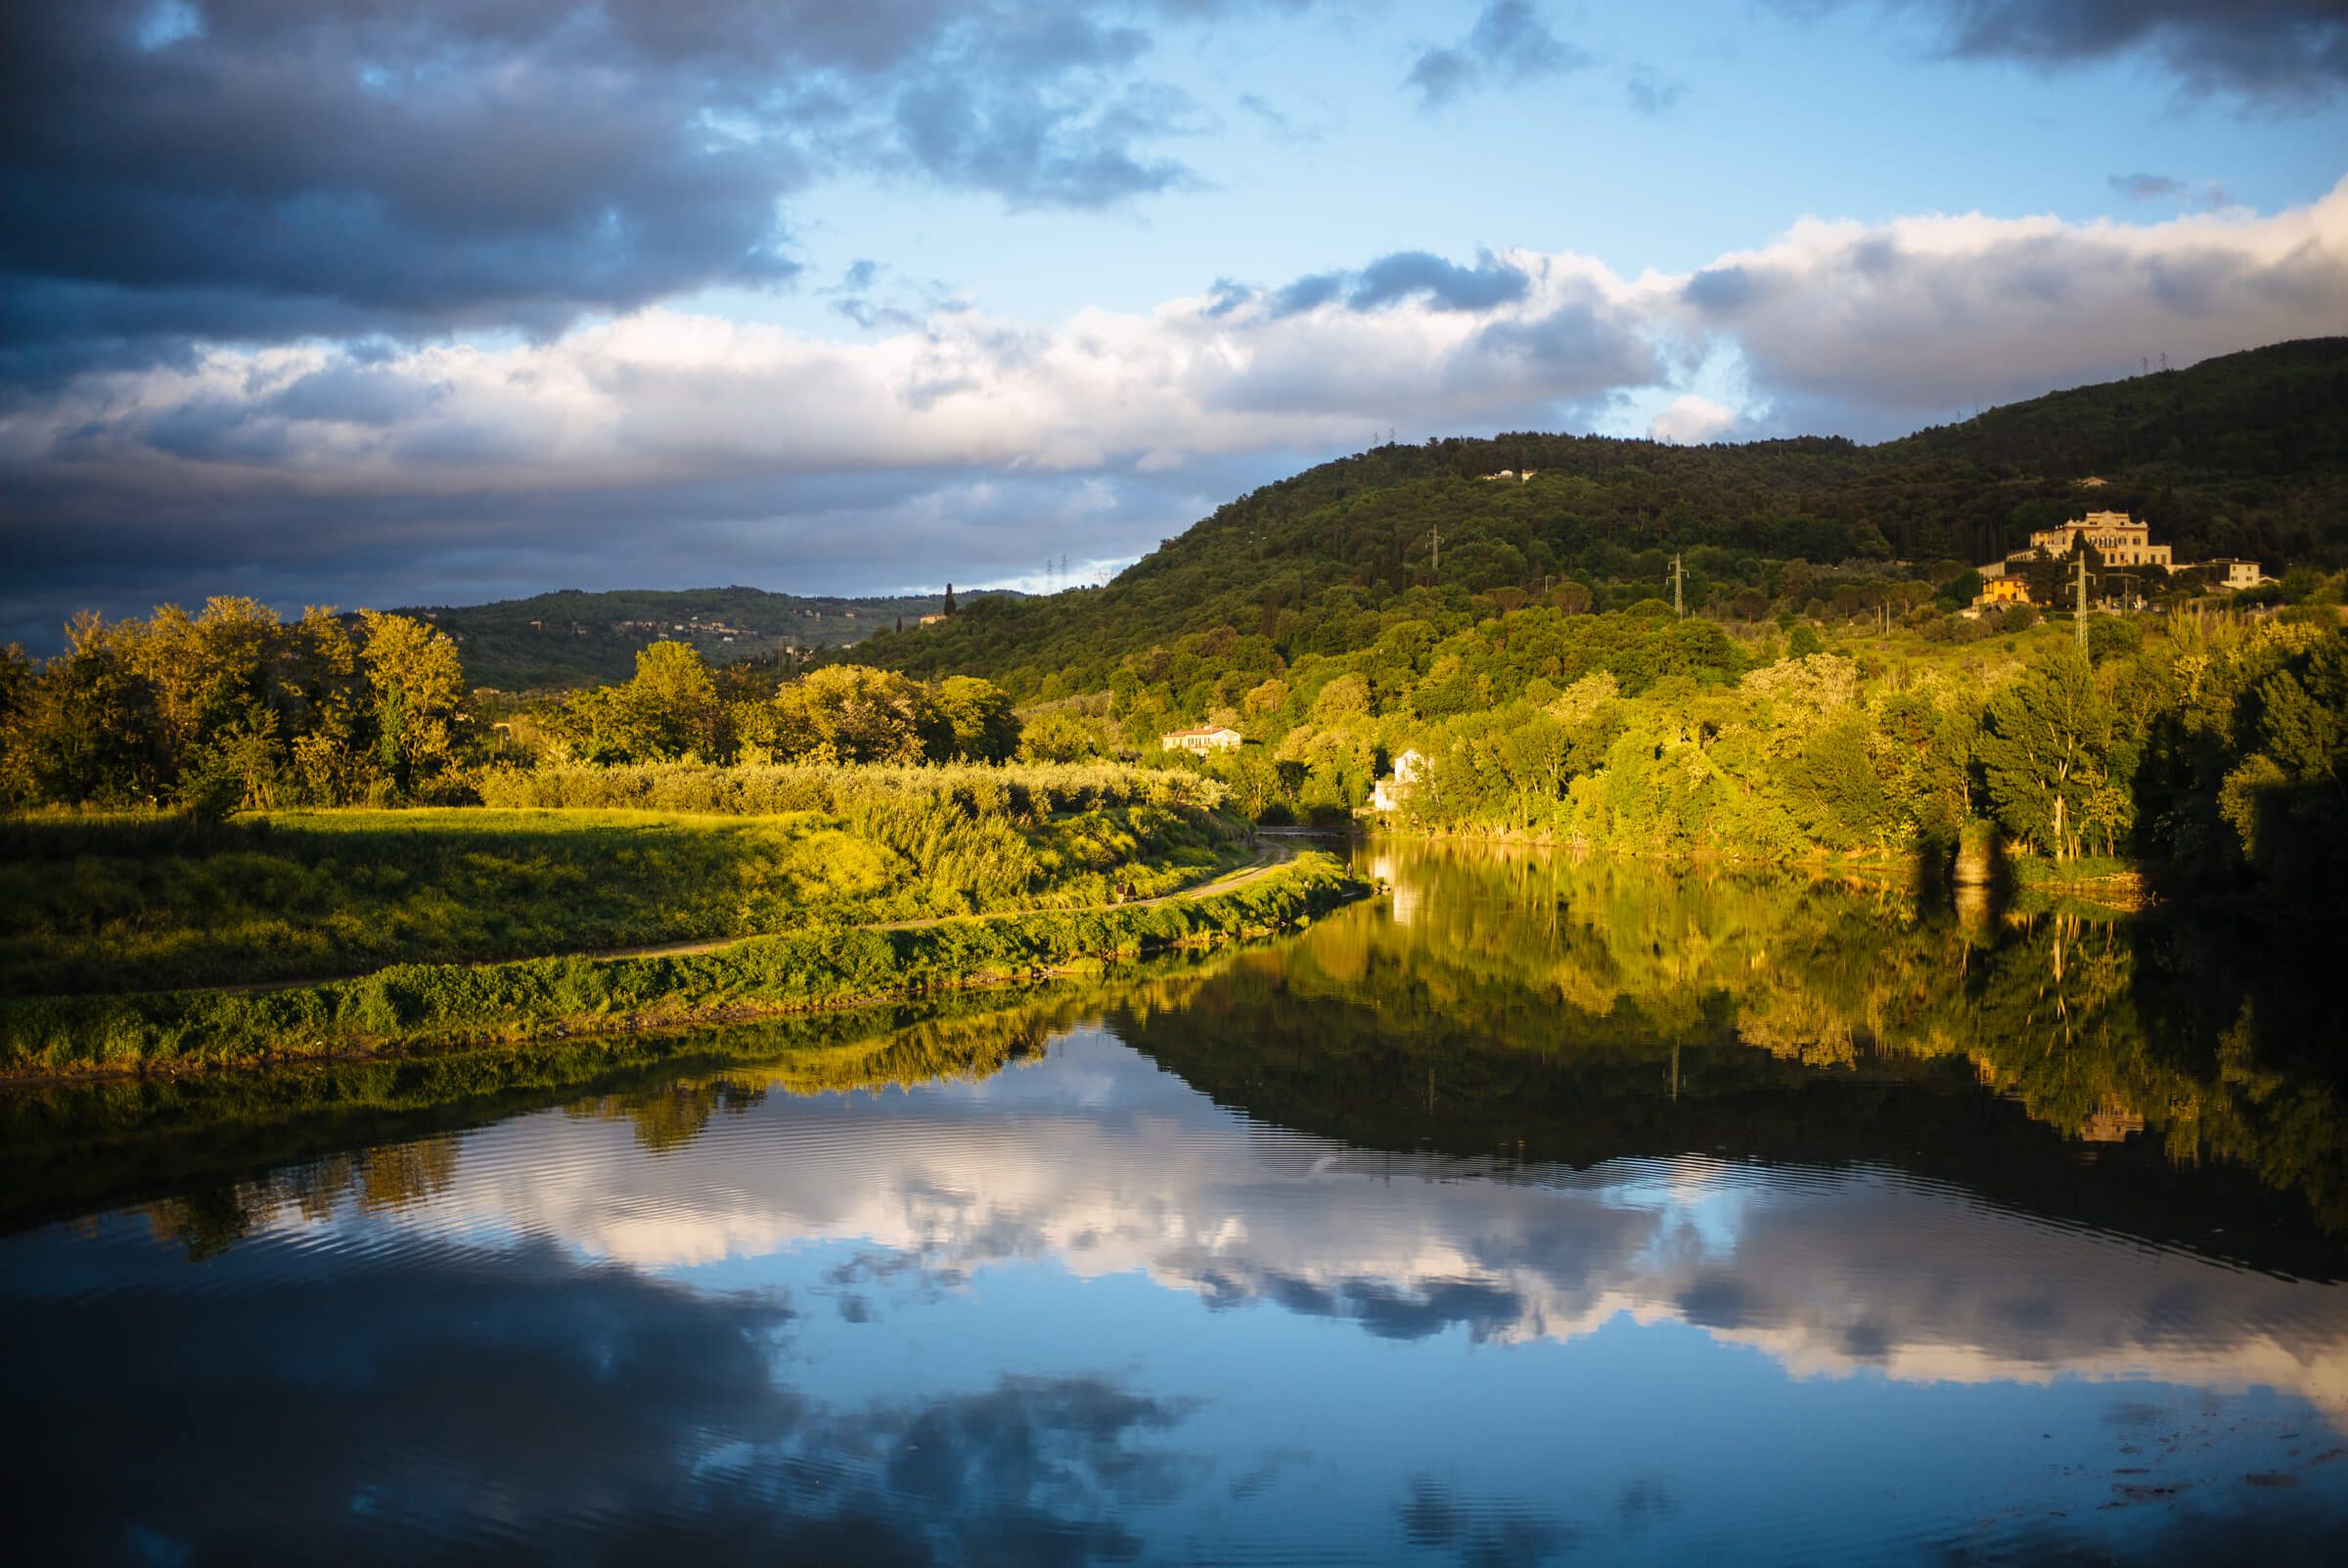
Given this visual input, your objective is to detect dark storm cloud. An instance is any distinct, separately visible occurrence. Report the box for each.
[267,363,448,425]
[0,453,1303,649]
[2109,171,2233,207]
[1808,2,2348,105]
[1350,250,1532,312]
[0,2,1274,383]
[1270,271,1348,315]
[893,76,1200,208]
[1406,2,1590,109]
[2112,172,2188,201]
[1680,263,1766,313]
[1472,297,1652,382]
[1258,250,1534,316]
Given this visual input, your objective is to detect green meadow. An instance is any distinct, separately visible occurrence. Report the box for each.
[1,786,1244,997]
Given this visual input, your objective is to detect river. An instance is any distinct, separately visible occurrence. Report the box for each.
[3,840,2343,1564]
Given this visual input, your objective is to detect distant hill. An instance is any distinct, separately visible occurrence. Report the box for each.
[396,585,994,692]
[856,338,2348,697]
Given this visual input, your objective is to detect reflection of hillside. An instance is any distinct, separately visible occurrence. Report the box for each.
[2,946,1254,1245]
[1113,839,2348,1254]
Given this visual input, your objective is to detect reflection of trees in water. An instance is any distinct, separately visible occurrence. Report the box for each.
[142,1134,463,1260]
[567,1077,771,1153]
[1129,839,2348,1233]
[76,951,1257,1259]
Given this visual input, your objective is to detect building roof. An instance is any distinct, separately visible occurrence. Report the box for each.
[1161,724,1241,739]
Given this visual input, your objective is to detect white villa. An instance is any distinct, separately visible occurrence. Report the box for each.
[1160,724,1243,754]
[1370,749,1426,813]
[1978,511,2265,601]
[2026,511,2173,568]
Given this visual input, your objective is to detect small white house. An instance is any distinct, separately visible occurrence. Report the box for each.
[1370,748,1425,813]
[1160,724,1243,754]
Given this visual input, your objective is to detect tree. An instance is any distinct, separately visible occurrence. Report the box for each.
[762,664,935,764]
[632,641,727,759]
[930,675,1020,761]
[1974,652,2117,862]
[2217,637,2348,886]
[942,582,958,617]
[1493,710,1571,830]
[561,641,728,763]
[356,611,465,791]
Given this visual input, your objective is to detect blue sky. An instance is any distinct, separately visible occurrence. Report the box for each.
[3,1,2345,643]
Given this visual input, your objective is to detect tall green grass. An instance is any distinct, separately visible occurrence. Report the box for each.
[0,854,1361,1077]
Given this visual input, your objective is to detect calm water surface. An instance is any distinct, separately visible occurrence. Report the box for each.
[4,842,2345,1565]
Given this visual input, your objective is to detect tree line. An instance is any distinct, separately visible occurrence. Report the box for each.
[6,592,2340,903]
[0,600,1023,815]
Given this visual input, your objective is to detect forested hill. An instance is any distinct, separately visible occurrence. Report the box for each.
[859,338,2348,699]
[1887,336,2348,476]
[394,586,964,692]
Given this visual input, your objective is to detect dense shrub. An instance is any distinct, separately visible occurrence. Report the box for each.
[474,760,1227,816]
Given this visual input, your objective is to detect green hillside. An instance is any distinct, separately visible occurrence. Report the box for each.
[395,586,973,692]
[856,338,2348,699]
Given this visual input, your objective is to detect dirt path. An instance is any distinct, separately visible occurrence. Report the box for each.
[210,842,1297,996]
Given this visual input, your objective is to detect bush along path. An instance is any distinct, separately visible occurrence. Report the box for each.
[0,853,1367,1081]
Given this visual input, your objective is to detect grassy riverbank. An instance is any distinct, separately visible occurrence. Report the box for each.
[0,853,1363,1080]
[2,779,1245,995]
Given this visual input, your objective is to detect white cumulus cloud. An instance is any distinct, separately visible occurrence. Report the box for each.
[1648,392,1739,444]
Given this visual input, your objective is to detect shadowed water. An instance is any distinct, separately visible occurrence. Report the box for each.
[3,841,2344,1565]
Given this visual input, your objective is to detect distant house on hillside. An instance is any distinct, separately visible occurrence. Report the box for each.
[919,613,947,626]
[1160,724,1242,754]
[1370,748,1426,813]
[2026,511,2173,568]
[1973,577,2033,609]
[1981,513,2267,599]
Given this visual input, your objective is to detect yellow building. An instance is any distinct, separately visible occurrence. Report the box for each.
[2026,511,2173,568]
[1974,576,2033,607]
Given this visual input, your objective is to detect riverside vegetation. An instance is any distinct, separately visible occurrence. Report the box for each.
[2,773,1243,995]
[0,596,1362,1077]
[0,851,1356,1077]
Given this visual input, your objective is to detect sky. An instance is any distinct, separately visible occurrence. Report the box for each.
[3,1,2347,647]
